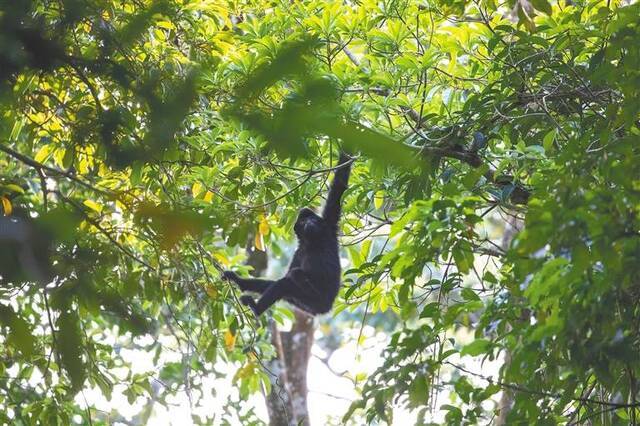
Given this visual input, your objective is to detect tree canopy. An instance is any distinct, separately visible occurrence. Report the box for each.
[1,0,639,424]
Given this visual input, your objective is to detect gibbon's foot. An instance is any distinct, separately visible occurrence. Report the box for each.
[222,270,239,282]
[240,295,259,316]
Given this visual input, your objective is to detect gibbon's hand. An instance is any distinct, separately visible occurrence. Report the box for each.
[222,270,239,282]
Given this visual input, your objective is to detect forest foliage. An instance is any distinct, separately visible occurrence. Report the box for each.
[0,0,639,424]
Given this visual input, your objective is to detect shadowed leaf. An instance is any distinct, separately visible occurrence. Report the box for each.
[0,304,36,358]
[56,310,86,392]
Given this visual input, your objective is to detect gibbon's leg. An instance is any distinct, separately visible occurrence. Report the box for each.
[242,277,299,316]
[233,277,277,294]
[222,271,276,294]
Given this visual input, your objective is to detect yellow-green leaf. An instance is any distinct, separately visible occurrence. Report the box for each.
[258,215,270,236]
[156,20,175,30]
[1,196,12,216]
[205,284,218,298]
[254,232,265,251]
[83,199,103,213]
[34,144,54,163]
[192,181,204,198]
[9,120,24,141]
[374,190,384,209]
[224,329,236,351]
[4,184,24,194]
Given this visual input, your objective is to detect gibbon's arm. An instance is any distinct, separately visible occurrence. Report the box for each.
[321,152,352,228]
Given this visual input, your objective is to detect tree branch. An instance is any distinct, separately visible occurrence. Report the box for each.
[0,143,112,196]
[446,362,640,409]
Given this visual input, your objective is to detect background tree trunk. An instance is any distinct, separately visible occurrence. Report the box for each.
[495,216,524,425]
[245,244,315,426]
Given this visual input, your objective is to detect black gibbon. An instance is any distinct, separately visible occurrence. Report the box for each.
[223,152,352,316]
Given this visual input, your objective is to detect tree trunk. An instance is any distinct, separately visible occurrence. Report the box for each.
[265,322,296,426]
[265,309,314,426]
[277,309,314,425]
[245,244,315,426]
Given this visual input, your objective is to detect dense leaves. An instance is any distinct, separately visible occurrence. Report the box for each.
[0,0,639,424]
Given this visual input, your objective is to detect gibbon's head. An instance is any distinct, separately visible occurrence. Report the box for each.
[294,207,324,240]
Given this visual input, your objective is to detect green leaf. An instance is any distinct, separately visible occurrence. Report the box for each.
[524,258,569,304]
[335,122,419,169]
[531,0,553,15]
[419,302,440,319]
[408,375,429,408]
[348,246,363,267]
[452,243,474,274]
[460,339,492,357]
[454,376,474,404]
[461,287,480,302]
[56,310,86,392]
[234,38,316,100]
[542,129,557,152]
[9,119,24,141]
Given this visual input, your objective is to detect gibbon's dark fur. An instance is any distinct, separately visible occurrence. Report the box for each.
[223,153,352,316]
